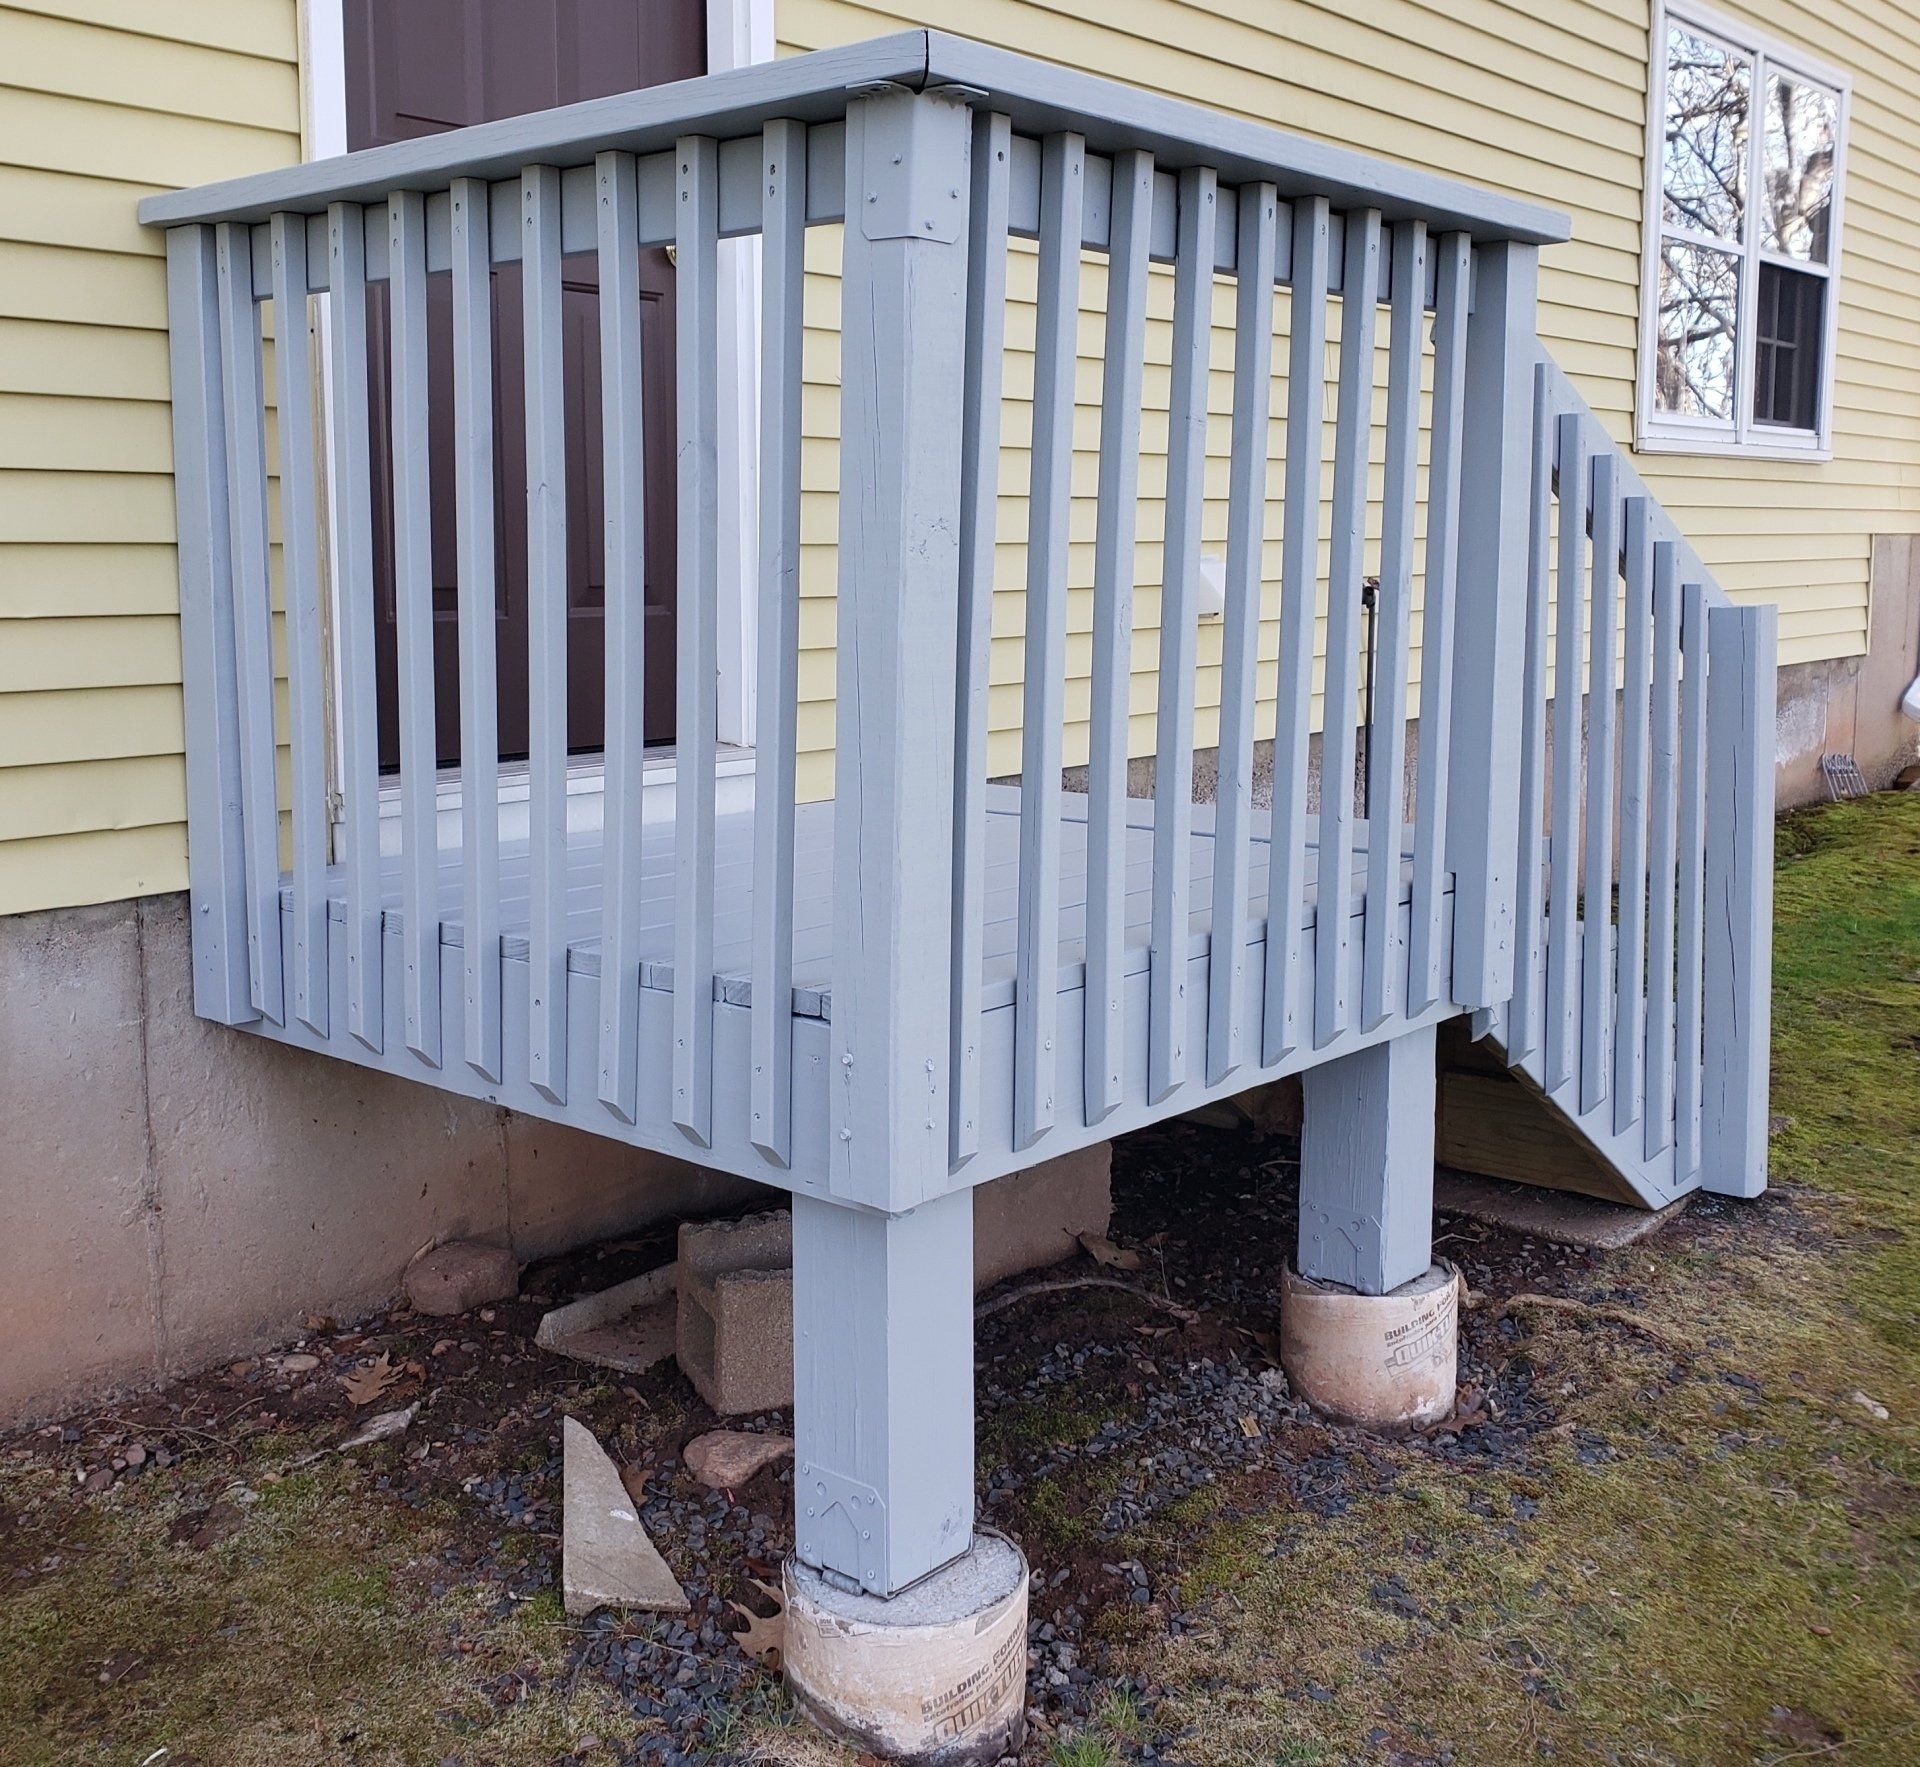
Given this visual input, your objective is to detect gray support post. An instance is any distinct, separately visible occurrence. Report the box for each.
[792,1189,975,1596]
[163,224,253,1027]
[1298,1025,1438,1295]
[828,84,974,1210]
[1700,602,1776,1198]
[1447,239,1539,1013]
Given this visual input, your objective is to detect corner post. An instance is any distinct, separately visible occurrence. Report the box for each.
[792,1189,976,1596]
[163,224,253,1026]
[1448,238,1540,1011]
[829,84,975,1211]
[1700,602,1776,1197]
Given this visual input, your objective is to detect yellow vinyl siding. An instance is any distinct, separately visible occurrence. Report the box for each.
[780,0,1920,790]
[0,0,300,915]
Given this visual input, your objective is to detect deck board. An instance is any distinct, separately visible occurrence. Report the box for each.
[294,786,1420,1019]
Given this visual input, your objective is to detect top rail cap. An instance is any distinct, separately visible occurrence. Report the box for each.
[138,31,937,229]
[923,31,1569,246]
[139,28,1568,247]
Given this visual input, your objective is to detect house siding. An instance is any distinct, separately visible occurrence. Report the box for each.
[779,0,1920,794]
[0,0,1912,910]
[0,0,301,915]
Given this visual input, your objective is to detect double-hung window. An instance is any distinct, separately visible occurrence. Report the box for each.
[1639,3,1849,457]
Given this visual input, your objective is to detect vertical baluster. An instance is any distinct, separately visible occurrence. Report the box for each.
[450,176,501,1082]
[1507,361,1554,1065]
[165,224,251,1024]
[951,111,1012,1165]
[1580,451,1618,1112]
[1612,495,1654,1131]
[269,214,329,1039]
[1262,196,1329,1065]
[1360,218,1425,1032]
[326,201,383,1052]
[1406,231,1469,1014]
[674,135,721,1146]
[1643,542,1681,1159]
[1205,181,1277,1083]
[597,150,648,1123]
[1545,411,1585,1093]
[1673,582,1710,1178]
[1147,165,1217,1103]
[1085,146,1153,1120]
[1313,207,1381,1048]
[1013,131,1085,1150]
[522,164,569,1102]
[749,120,807,1164]
[389,190,441,1066]
[214,223,284,1027]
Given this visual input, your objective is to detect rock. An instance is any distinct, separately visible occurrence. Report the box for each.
[682,1430,794,1490]
[81,1467,113,1493]
[275,1353,320,1374]
[405,1241,519,1317]
[563,1417,688,1617]
[1850,1389,1890,1421]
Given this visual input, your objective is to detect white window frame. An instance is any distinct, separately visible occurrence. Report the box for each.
[1637,0,1850,462]
[297,0,769,844]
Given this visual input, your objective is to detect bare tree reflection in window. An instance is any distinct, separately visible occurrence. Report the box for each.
[1763,74,1835,261]
[1662,23,1748,242]
[1657,241,1739,418]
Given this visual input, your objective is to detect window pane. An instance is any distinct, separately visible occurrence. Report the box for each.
[1657,241,1740,420]
[1763,74,1837,261]
[1754,261,1825,430]
[1663,23,1749,242]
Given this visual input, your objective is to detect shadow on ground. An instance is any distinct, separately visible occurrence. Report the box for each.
[3,794,1918,1766]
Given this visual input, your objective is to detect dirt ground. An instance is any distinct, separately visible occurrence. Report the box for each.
[3,792,1917,1767]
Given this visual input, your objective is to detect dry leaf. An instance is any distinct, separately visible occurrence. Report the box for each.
[1078,1232,1143,1272]
[340,1352,402,1407]
[619,1461,653,1509]
[728,1577,784,1669]
[340,1403,418,1451]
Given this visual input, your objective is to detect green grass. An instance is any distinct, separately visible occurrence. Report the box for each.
[1121,792,1920,1764]
[0,1447,624,1765]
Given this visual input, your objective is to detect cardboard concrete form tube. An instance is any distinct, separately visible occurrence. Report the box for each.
[1280,1260,1462,1431]
[783,1529,1029,1764]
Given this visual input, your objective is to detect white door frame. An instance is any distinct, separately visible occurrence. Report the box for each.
[296,0,768,767]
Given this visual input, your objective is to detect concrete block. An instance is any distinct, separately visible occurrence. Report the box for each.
[677,1211,795,1415]
[677,1147,1113,1415]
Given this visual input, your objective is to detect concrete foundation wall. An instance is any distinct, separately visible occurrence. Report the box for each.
[0,893,760,1427]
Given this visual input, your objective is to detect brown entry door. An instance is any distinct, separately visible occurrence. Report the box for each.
[347,0,701,768]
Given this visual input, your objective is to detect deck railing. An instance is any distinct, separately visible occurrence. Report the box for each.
[1488,357,1775,1199]
[140,31,1769,1212]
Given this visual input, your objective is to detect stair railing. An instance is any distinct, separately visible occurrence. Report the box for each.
[1492,354,1775,1198]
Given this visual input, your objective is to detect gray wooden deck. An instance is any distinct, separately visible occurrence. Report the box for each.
[289,784,1424,1021]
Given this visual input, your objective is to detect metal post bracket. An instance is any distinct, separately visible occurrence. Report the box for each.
[851,83,974,243]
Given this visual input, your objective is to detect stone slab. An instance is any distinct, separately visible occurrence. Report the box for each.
[562,1415,688,1616]
[1435,1169,1691,1250]
[536,1262,679,1374]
